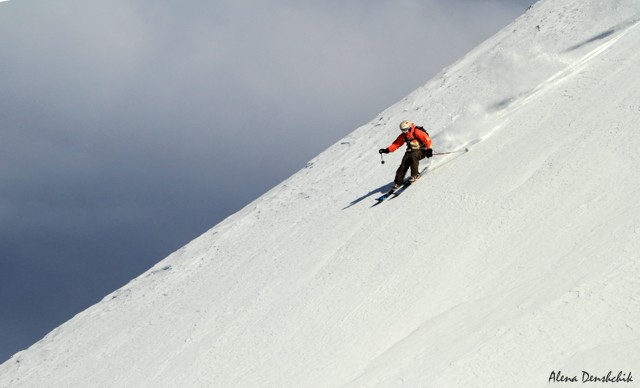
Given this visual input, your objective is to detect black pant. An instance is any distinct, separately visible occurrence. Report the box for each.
[394,149,426,185]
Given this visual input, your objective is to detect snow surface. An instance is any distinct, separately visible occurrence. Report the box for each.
[2,0,640,387]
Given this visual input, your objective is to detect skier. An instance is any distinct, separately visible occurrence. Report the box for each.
[379,120,433,189]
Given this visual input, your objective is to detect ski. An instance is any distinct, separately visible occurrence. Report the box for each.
[389,177,420,199]
[374,176,417,203]
[375,187,398,202]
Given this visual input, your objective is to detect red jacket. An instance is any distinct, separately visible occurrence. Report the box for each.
[387,124,432,152]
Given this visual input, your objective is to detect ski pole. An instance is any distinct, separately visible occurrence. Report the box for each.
[432,147,469,156]
[380,153,385,164]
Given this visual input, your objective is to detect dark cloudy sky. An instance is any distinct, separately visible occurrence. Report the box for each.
[0,0,532,362]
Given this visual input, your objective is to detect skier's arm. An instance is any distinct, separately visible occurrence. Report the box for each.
[387,134,406,152]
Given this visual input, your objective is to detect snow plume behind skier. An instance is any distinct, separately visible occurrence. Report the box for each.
[379,120,433,190]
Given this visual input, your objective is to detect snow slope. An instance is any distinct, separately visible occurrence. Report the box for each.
[2,0,640,387]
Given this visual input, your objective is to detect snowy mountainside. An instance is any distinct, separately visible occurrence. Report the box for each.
[2,0,640,387]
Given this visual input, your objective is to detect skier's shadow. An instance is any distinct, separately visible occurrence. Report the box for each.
[343,182,395,210]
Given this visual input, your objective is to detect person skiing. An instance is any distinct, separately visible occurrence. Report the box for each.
[379,120,433,189]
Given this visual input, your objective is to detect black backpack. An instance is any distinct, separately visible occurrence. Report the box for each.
[414,125,429,136]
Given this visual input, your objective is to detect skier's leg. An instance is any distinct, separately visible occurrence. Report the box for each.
[394,153,412,185]
[409,150,422,177]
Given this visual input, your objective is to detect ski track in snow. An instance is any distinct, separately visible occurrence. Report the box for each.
[2,1,640,387]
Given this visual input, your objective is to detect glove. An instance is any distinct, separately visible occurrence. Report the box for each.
[426,148,433,158]
[379,148,390,154]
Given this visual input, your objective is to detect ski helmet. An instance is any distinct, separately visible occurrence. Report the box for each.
[399,120,412,132]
